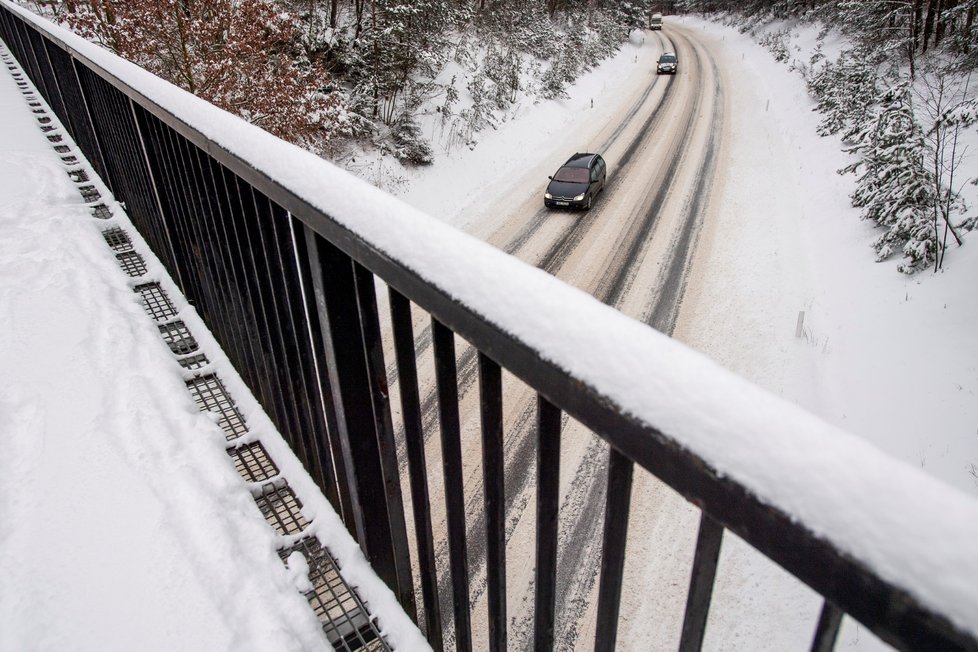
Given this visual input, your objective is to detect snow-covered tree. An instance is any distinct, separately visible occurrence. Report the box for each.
[842,84,938,271]
[916,60,973,267]
[808,45,882,138]
[60,0,350,150]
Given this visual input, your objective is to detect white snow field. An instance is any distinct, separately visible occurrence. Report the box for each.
[0,4,976,651]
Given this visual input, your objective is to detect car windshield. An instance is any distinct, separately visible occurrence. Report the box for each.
[659,55,676,63]
[552,167,589,183]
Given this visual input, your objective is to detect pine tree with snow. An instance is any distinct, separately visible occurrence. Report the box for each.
[841,84,938,271]
[808,46,882,139]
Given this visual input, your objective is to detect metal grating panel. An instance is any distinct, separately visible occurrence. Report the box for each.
[68,168,89,183]
[46,134,62,142]
[185,374,248,440]
[54,145,70,153]
[158,321,198,355]
[254,480,309,536]
[38,115,51,124]
[102,227,132,251]
[134,282,177,321]
[228,442,279,483]
[40,124,55,132]
[61,155,78,164]
[179,353,209,370]
[91,204,112,219]
[78,185,100,202]
[116,251,147,277]
[278,538,389,651]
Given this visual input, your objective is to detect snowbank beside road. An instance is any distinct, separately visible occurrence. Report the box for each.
[673,14,978,500]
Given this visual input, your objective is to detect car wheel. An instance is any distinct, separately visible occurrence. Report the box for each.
[585,194,592,211]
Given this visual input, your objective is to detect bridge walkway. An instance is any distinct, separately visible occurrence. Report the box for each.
[0,42,409,651]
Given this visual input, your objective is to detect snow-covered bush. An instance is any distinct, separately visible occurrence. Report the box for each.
[386,117,434,165]
[758,28,792,63]
[841,85,937,272]
[808,47,881,139]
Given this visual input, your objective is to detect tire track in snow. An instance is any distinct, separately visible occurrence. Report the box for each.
[524,30,726,650]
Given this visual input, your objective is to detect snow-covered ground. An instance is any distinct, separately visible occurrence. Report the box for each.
[389,16,978,502]
[390,15,978,650]
[1,6,976,651]
[672,16,978,500]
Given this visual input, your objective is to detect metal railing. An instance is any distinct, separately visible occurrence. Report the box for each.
[2,3,976,650]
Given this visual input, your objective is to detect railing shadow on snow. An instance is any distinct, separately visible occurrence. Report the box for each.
[1,2,975,650]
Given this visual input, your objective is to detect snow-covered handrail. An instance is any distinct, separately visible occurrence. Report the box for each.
[2,2,976,650]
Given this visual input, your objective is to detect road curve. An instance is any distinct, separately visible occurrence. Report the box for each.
[385,22,728,650]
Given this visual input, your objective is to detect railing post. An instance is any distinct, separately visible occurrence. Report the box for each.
[302,224,414,613]
[594,448,634,651]
[679,513,724,651]
[535,396,561,651]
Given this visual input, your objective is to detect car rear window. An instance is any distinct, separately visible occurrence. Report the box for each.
[553,167,589,183]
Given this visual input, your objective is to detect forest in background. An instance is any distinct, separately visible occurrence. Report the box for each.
[20,0,657,164]
[688,0,978,272]
[13,0,978,272]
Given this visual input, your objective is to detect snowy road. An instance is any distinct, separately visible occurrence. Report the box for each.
[389,23,730,650]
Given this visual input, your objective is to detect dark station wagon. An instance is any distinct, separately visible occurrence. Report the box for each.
[544,153,607,211]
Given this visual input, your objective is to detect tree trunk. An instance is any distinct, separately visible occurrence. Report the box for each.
[912,0,923,53]
[923,0,937,52]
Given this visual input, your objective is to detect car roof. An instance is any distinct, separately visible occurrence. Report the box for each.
[563,152,600,168]
[660,52,676,58]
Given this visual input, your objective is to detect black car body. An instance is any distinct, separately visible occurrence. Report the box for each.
[544,153,607,211]
[657,52,678,74]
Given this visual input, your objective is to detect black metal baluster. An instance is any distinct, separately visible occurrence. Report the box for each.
[184,143,250,370]
[810,601,844,652]
[151,116,209,311]
[535,396,561,652]
[224,175,293,434]
[246,192,310,461]
[120,99,170,254]
[24,29,55,115]
[205,156,274,417]
[594,448,634,651]
[303,227,405,602]
[389,288,443,649]
[352,262,415,617]
[36,39,68,137]
[290,219,350,520]
[172,132,238,363]
[130,106,181,279]
[267,205,332,499]
[679,512,724,651]
[431,318,471,651]
[479,353,506,652]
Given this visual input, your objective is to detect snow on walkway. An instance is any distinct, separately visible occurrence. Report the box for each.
[0,43,425,651]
